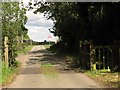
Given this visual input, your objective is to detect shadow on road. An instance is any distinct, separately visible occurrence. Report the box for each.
[22,48,78,74]
[29,49,48,54]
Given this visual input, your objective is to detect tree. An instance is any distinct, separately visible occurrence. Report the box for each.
[2,2,28,66]
[31,2,120,71]
[34,2,83,54]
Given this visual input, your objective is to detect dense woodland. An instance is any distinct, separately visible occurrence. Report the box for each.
[31,2,120,72]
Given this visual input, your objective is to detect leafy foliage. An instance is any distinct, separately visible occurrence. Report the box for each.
[0,61,20,85]
[33,2,120,51]
[2,2,28,66]
[30,2,120,71]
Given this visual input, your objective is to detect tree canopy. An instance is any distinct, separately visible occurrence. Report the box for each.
[32,2,120,53]
[2,2,28,66]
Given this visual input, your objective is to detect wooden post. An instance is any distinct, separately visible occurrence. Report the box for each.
[16,36,19,45]
[90,40,94,70]
[93,64,96,70]
[103,48,105,70]
[98,48,101,70]
[4,36,8,67]
[93,48,96,70]
[21,35,23,43]
[107,48,110,71]
[79,41,82,66]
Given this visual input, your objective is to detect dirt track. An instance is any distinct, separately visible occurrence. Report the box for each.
[5,45,108,88]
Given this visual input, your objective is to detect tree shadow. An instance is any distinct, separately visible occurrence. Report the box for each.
[25,48,78,74]
[29,49,49,54]
[20,67,41,74]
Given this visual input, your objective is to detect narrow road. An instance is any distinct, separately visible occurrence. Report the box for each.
[6,45,107,88]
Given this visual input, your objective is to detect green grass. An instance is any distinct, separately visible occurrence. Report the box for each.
[85,70,119,88]
[0,61,20,85]
[17,45,34,55]
[41,63,58,77]
[43,45,51,50]
[0,62,2,85]
[0,45,34,85]
[41,63,53,67]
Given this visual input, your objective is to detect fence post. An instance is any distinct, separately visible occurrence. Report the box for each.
[4,36,8,67]
[21,35,23,43]
[16,35,19,45]
[98,48,101,70]
[93,48,96,70]
[107,48,110,71]
[103,48,105,70]
[90,40,94,70]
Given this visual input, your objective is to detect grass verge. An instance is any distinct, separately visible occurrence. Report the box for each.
[17,45,34,55]
[0,61,21,86]
[0,45,34,86]
[85,70,119,88]
[43,44,51,50]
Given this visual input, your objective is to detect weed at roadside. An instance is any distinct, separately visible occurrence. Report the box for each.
[85,70,119,88]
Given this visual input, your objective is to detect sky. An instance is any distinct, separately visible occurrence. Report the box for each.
[21,0,58,42]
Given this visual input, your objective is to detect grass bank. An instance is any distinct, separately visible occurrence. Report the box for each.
[0,61,21,86]
[85,70,119,88]
[17,45,34,55]
[0,45,34,86]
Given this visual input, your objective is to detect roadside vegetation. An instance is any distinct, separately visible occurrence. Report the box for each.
[38,2,120,88]
[0,61,20,86]
[43,44,51,50]
[32,1,119,72]
[1,1,120,88]
[16,44,34,55]
[44,45,119,88]
[0,44,33,86]
[1,2,32,86]
[85,71,119,88]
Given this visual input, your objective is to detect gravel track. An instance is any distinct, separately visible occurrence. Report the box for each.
[5,45,108,88]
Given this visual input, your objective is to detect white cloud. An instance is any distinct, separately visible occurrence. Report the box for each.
[21,0,58,42]
[25,25,57,42]
[26,11,53,27]
[24,8,57,42]
[26,17,53,27]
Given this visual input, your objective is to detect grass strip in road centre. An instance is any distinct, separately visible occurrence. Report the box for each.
[41,63,58,78]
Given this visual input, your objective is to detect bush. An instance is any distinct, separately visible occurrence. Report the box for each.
[49,41,67,53]
[65,55,81,68]
[13,60,20,67]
